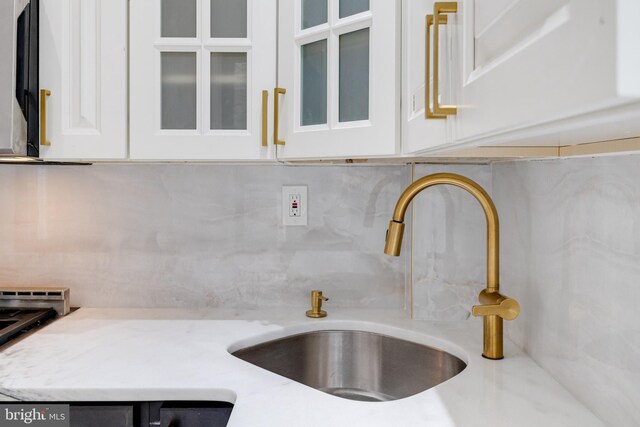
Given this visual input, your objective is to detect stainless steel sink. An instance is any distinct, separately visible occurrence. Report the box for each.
[232,330,466,402]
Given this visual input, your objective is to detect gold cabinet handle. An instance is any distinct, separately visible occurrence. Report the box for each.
[433,2,458,116]
[40,89,51,146]
[426,14,447,120]
[273,87,286,146]
[261,90,269,147]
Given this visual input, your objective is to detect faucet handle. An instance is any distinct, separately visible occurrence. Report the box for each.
[472,296,520,321]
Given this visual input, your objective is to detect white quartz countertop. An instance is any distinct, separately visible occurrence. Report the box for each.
[0,308,604,427]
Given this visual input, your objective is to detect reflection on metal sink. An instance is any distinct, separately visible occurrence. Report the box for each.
[232,330,466,402]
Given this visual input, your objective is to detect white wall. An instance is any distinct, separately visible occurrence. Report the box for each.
[0,164,410,310]
[494,155,640,427]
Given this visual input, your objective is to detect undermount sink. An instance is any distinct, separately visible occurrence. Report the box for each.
[232,330,466,402]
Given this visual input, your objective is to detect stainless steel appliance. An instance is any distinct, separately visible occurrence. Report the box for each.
[0,287,69,348]
[0,0,39,158]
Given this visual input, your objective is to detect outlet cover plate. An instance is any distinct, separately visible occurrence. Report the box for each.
[282,185,308,226]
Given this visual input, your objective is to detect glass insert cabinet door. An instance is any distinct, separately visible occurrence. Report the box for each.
[130,0,276,160]
[277,0,399,159]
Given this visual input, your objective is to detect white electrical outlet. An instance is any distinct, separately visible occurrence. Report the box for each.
[282,185,308,226]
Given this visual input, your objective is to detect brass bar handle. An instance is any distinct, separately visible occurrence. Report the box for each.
[39,89,51,146]
[426,14,447,120]
[273,87,286,146]
[433,2,458,116]
[472,297,520,321]
[261,90,269,147]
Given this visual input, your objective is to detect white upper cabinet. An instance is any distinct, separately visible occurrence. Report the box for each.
[130,0,277,160]
[40,0,640,161]
[448,0,640,147]
[39,0,128,160]
[401,0,449,154]
[276,0,400,160]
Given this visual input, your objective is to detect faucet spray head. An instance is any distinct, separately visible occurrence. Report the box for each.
[384,221,405,256]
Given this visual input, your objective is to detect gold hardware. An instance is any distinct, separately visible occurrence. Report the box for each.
[384,173,520,360]
[426,14,447,119]
[261,90,268,147]
[433,2,457,116]
[306,290,329,318]
[472,290,520,321]
[273,87,286,146]
[39,89,51,146]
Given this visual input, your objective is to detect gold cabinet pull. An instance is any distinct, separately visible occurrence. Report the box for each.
[40,89,52,146]
[433,2,457,116]
[426,14,447,120]
[273,87,286,146]
[261,90,269,147]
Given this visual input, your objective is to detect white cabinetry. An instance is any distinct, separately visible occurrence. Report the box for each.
[41,0,640,161]
[130,0,276,160]
[39,0,128,160]
[450,0,640,147]
[401,0,448,154]
[276,0,400,160]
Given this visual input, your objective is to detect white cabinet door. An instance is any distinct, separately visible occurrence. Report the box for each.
[402,0,449,154]
[277,0,400,160]
[449,0,640,146]
[130,0,277,160]
[39,0,127,160]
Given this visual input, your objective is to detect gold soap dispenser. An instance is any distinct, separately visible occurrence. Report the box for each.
[306,290,329,318]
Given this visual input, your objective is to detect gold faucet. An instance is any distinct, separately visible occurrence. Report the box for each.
[306,290,329,318]
[384,173,520,360]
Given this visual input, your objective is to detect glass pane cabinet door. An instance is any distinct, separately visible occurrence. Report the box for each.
[301,40,328,126]
[131,0,277,160]
[161,0,197,38]
[210,0,247,38]
[210,52,248,130]
[339,0,369,18]
[301,0,328,29]
[161,52,198,130]
[339,28,369,123]
[277,0,399,159]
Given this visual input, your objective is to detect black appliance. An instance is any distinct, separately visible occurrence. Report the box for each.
[0,287,69,348]
[0,0,39,158]
[0,308,56,347]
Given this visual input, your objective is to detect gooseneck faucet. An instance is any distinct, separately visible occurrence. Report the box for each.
[384,173,520,360]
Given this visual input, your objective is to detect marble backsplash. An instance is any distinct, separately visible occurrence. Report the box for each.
[410,164,492,320]
[1,156,636,424]
[494,155,640,426]
[0,162,493,317]
[0,164,410,310]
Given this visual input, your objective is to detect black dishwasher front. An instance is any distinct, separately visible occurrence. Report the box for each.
[66,401,233,427]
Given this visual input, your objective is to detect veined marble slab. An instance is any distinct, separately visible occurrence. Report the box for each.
[494,155,640,427]
[410,164,492,321]
[0,308,604,427]
[0,164,410,310]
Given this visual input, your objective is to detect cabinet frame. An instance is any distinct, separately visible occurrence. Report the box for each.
[130,0,277,161]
